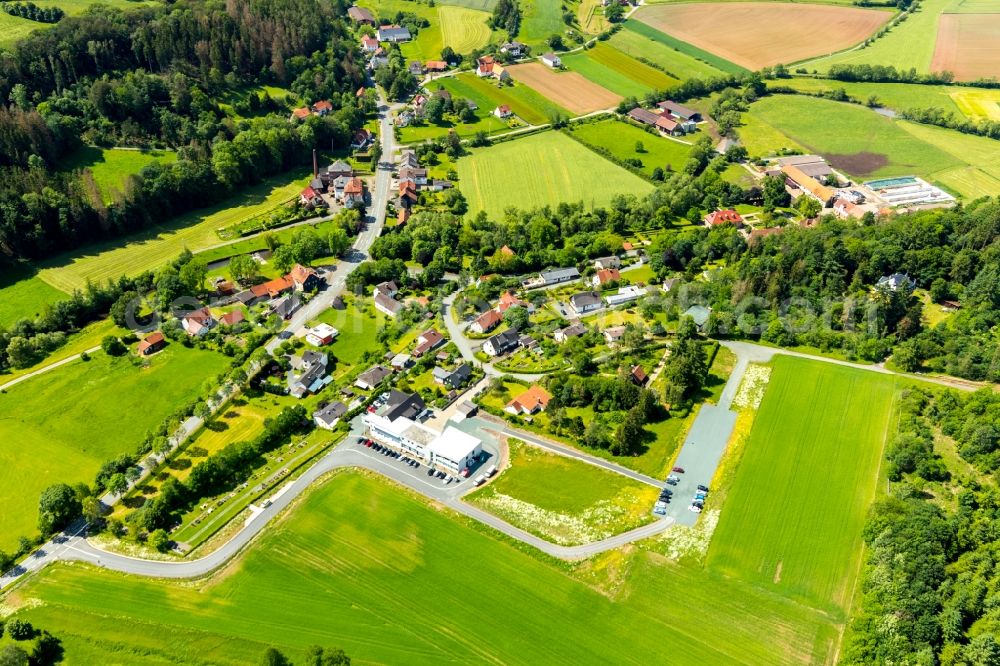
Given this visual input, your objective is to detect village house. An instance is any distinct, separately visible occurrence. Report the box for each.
[399,166,428,186]
[305,323,339,346]
[603,326,626,345]
[269,293,301,320]
[775,154,834,181]
[526,266,580,288]
[374,292,403,317]
[375,281,399,299]
[496,290,531,314]
[288,350,331,398]
[500,41,526,56]
[704,209,744,228]
[433,364,472,390]
[569,291,603,315]
[425,60,448,72]
[299,185,323,208]
[594,256,621,270]
[541,52,561,68]
[493,104,513,119]
[877,273,915,293]
[355,364,392,391]
[311,100,333,116]
[663,277,681,292]
[483,329,520,357]
[505,385,551,415]
[390,352,412,371]
[313,401,348,430]
[592,268,620,288]
[137,331,166,356]
[343,177,365,207]
[408,61,423,76]
[219,310,245,327]
[554,322,587,343]
[684,305,712,332]
[361,34,379,52]
[413,329,446,357]
[630,365,648,386]
[347,5,375,23]
[471,309,502,334]
[351,128,374,150]
[288,264,322,292]
[475,56,509,80]
[627,107,661,127]
[377,25,411,42]
[833,197,865,220]
[182,307,216,336]
[326,160,353,181]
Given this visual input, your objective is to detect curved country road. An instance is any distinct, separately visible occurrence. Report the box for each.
[1,445,672,589]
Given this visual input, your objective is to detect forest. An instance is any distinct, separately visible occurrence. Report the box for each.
[0,0,370,262]
[846,386,1000,664]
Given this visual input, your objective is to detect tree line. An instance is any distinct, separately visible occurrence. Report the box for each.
[1,1,64,23]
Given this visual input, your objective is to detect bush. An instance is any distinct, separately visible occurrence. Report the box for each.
[5,618,33,641]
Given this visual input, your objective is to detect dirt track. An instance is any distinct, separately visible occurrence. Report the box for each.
[635,2,891,70]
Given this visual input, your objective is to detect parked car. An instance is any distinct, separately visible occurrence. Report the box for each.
[672,466,685,473]
[689,505,702,513]
[697,484,709,492]
[427,468,436,476]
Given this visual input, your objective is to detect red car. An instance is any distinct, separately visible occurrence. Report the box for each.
[672,466,685,473]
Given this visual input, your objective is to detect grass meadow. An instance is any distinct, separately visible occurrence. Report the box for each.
[808,0,950,72]
[0,269,68,329]
[707,356,901,615]
[562,42,678,98]
[0,317,118,385]
[36,168,312,293]
[7,472,842,664]
[62,147,178,203]
[0,345,228,550]
[467,439,659,545]
[773,78,966,116]
[609,25,728,80]
[0,0,158,47]
[456,131,653,217]
[519,0,566,46]
[566,118,693,178]
[437,5,494,53]
[742,94,1000,198]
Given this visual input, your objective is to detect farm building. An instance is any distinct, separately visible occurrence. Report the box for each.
[347,5,374,23]
[289,264,322,291]
[541,53,561,68]
[137,332,166,356]
[605,285,647,307]
[377,25,411,42]
[775,154,833,180]
[375,292,403,317]
[627,107,661,126]
[656,101,701,122]
[494,105,513,119]
[500,41,527,56]
[684,305,711,331]
[603,326,625,345]
[476,56,510,80]
[782,165,836,206]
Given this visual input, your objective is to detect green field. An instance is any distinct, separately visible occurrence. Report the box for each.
[708,356,900,615]
[622,20,749,75]
[519,0,566,45]
[62,147,178,203]
[944,0,1000,10]
[949,88,1000,121]
[742,94,1000,198]
[457,131,654,217]
[773,77,965,116]
[438,5,494,53]
[7,472,841,664]
[609,25,728,80]
[0,0,158,47]
[402,73,567,142]
[468,439,659,544]
[314,295,386,366]
[567,118,693,177]
[0,270,68,329]
[808,0,949,72]
[562,42,678,97]
[36,169,311,293]
[0,317,119,385]
[0,345,228,550]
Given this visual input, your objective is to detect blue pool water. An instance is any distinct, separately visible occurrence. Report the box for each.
[865,176,919,189]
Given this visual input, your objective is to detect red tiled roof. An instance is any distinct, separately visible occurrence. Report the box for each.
[497,290,527,313]
[250,276,293,298]
[705,209,744,227]
[312,100,333,112]
[506,385,551,413]
[595,268,620,285]
[474,309,502,331]
[288,263,317,285]
[184,307,213,324]
[291,107,311,120]
[220,310,245,326]
[345,177,363,194]
[301,186,319,199]
[137,331,165,353]
[425,60,448,70]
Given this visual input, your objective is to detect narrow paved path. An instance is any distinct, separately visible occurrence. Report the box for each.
[0,346,99,392]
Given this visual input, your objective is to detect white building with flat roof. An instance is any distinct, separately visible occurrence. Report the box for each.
[427,426,482,475]
[363,410,482,474]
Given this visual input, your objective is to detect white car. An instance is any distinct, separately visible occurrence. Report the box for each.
[689,504,702,513]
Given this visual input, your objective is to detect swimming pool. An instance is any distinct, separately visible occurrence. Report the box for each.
[864,176,919,189]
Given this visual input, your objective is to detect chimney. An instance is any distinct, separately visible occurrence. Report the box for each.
[312,148,318,179]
